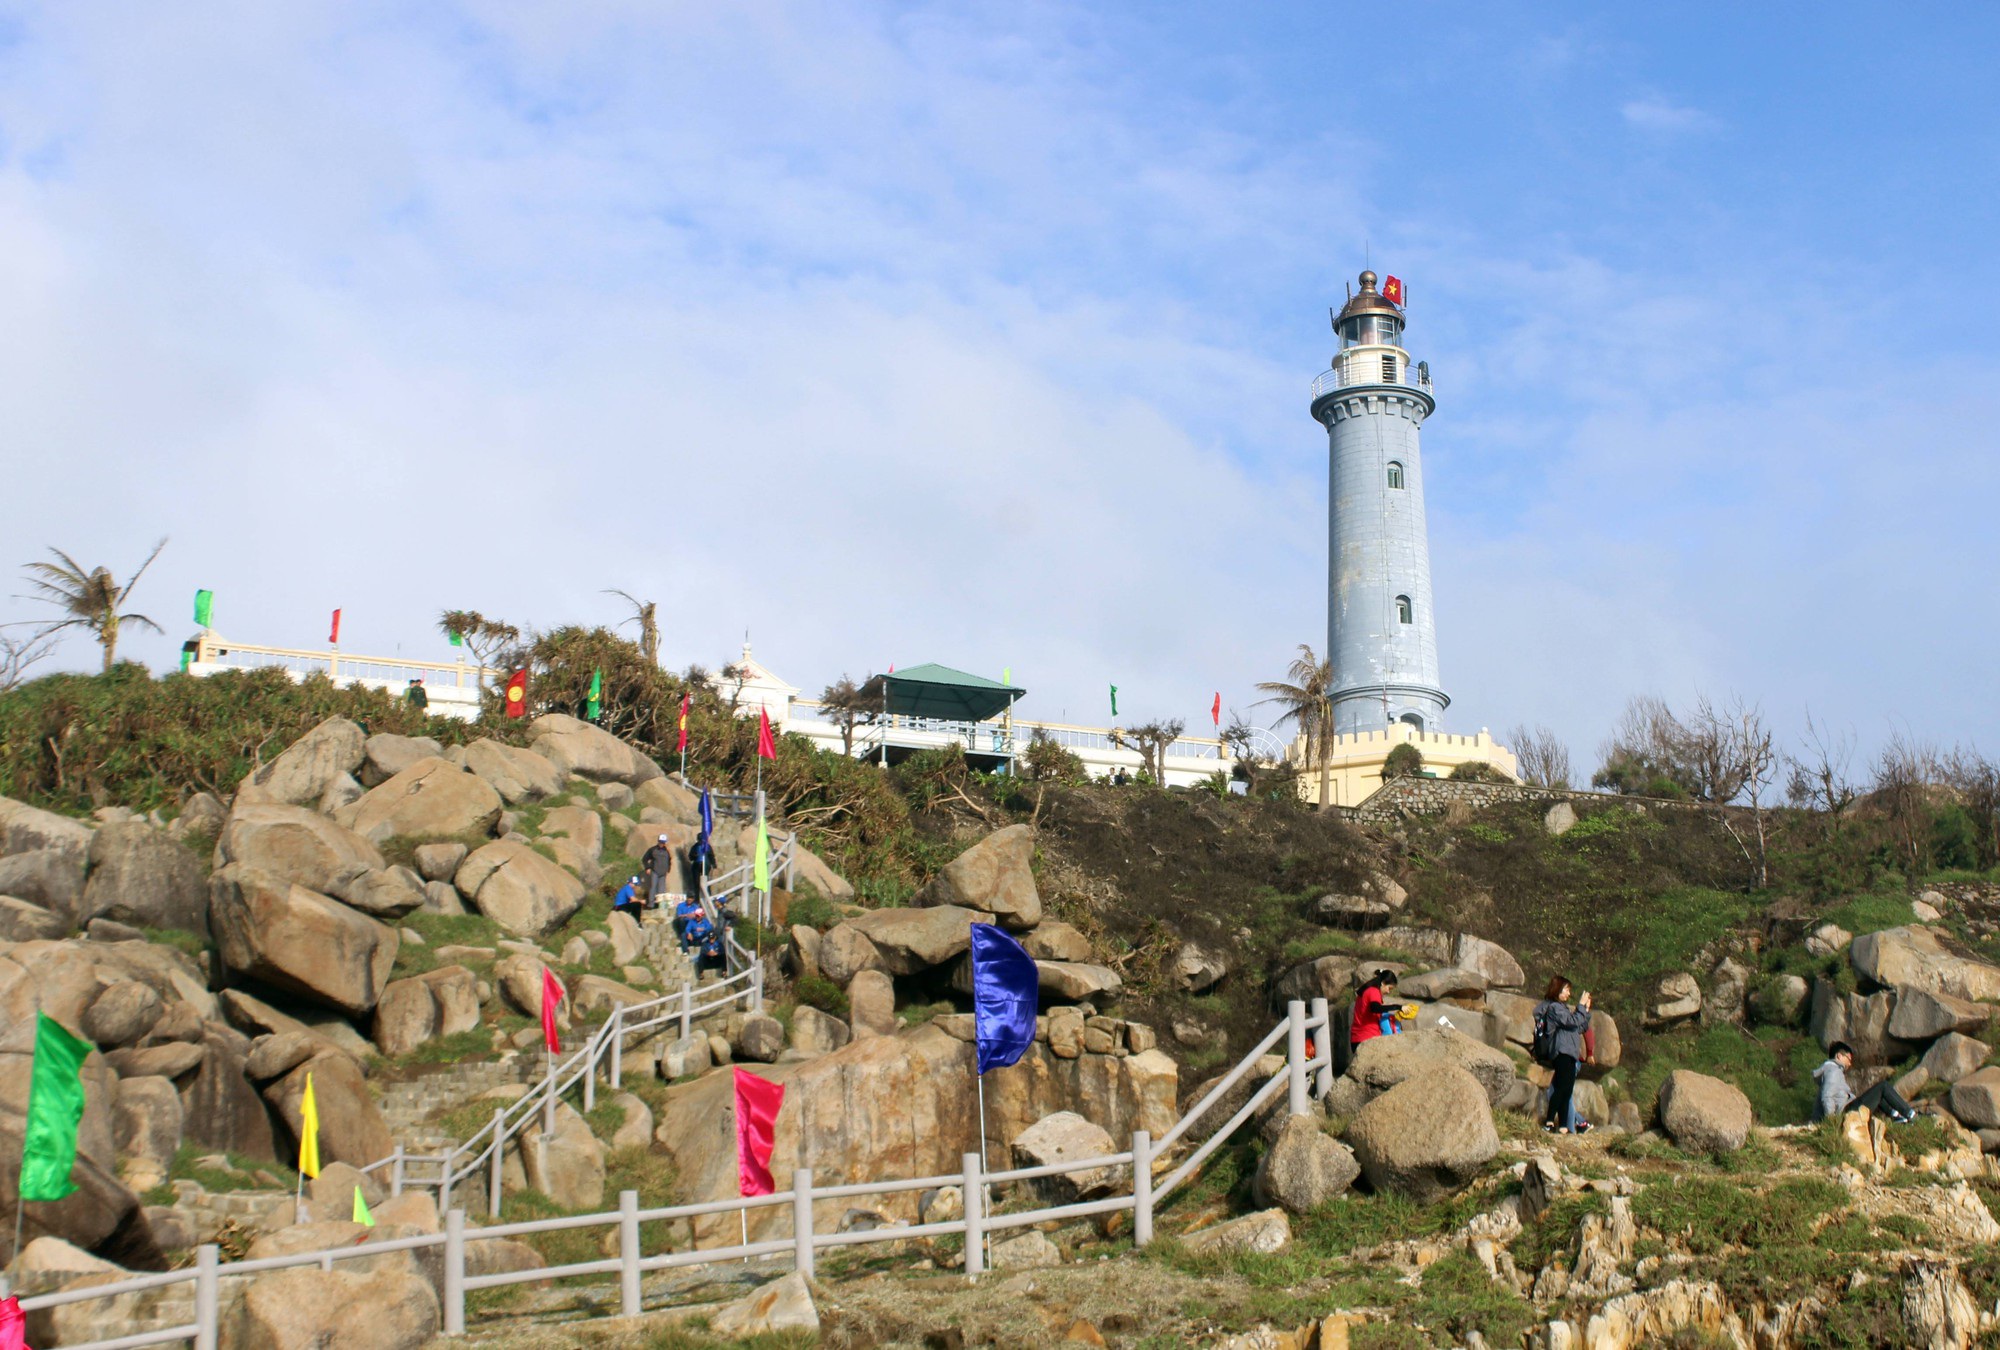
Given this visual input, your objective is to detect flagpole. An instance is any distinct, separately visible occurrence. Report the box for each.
[975,1068,993,1272]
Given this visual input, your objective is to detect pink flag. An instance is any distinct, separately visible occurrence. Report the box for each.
[0,1294,25,1350]
[328,608,342,645]
[540,967,566,1053]
[1211,692,1221,729]
[733,1067,785,1197]
[756,708,777,761]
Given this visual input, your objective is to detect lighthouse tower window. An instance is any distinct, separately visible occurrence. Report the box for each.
[1382,355,1397,383]
[1396,595,1414,624]
[1386,461,1405,489]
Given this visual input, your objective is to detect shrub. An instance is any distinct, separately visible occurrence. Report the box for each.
[796,974,849,1018]
[1383,744,1424,779]
[1448,760,1509,783]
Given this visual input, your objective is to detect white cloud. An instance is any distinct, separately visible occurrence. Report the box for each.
[1620,94,1721,134]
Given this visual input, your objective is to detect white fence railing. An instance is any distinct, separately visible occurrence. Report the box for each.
[22,1001,1335,1348]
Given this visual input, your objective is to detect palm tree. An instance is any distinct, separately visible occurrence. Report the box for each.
[21,539,168,673]
[604,590,660,667]
[1256,643,1335,808]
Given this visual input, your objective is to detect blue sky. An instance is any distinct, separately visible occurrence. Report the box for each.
[2,3,1996,774]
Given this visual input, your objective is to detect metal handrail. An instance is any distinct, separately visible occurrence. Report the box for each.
[1310,363,1434,400]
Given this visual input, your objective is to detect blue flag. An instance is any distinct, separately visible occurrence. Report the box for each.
[699,788,713,844]
[970,924,1038,1074]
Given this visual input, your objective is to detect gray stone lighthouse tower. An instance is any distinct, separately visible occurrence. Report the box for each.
[1311,269,1450,735]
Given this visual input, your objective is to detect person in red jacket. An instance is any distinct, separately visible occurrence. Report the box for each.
[1350,969,1406,1045]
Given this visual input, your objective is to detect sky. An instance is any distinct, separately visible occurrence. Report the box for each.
[2,3,1997,775]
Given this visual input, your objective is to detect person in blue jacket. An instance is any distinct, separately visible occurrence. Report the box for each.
[611,875,645,919]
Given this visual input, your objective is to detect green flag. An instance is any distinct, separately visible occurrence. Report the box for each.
[179,650,193,674]
[353,1187,375,1227]
[193,589,214,628]
[1002,667,1011,686]
[21,1013,92,1202]
[448,630,463,648]
[753,815,771,892]
[1109,684,1118,718]
[586,668,602,721]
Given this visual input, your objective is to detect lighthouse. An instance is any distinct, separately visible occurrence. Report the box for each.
[1311,269,1450,736]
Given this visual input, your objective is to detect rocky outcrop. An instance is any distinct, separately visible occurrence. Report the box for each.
[0,848,87,925]
[79,821,208,932]
[510,1102,605,1210]
[209,867,397,1016]
[446,739,566,804]
[847,905,988,974]
[652,1023,1176,1242]
[334,758,503,845]
[454,840,587,939]
[234,717,366,809]
[264,1049,393,1170]
[1656,1070,1753,1154]
[222,1265,438,1350]
[914,825,1040,930]
[1853,926,2000,1003]
[524,714,663,786]
[1346,1065,1498,1201]
[373,966,480,1058]
[1346,1027,1517,1107]
[0,795,94,865]
[1182,1209,1292,1256]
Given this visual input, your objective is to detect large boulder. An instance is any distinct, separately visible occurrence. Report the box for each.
[1809,983,1916,1064]
[447,739,566,805]
[334,758,503,845]
[1646,972,1703,1027]
[1852,926,2000,1003]
[0,1016,141,1264]
[1922,1033,1991,1086]
[1012,1110,1119,1201]
[0,896,68,941]
[233,717,367,808]
[1253,1114,1359,1213]
[847,969,897,1040]
[790,840,855,901]
[511,1102,605,1210]
[1948,1068,2000,1130]
[0,849,86,924]
[491,953,570,1033]
[84,981,165,1047]
[524,713,663,786]
[1888,986,1991,1041]
[1346,1065,1499,1201]
[78,820,208,933]
[1454,934,1525,990]
[1345,1027,1517,1107]
[0,795,94,865]
[360,733,443,787]
[373,966,481,1058]
[710,1271,820,1337]
[222,1265,438,1350]
[454,841,587,939]
[847,905,988,974]
[1656,1070,1754,1155]
[914,825,1040,930]
[1023,922,1094,964]
[266,1050,394,1170]
[1035,961,1123,1002]
[113,1075,184,1181]
[1172,942,1230,994]
[180,1021,281,1161]
[817,924,886,984]
[1274,955,1361,1006]
[1182,1209,1292,1256]
[217,805,385,899]
[337,867,427,920]
[1398,967,1487,1001]
[209,866,398,1016]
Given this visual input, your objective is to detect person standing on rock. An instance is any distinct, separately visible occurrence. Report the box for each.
[1813,1042,1918,1124]
[1350,969,1407,1045]
[1534,976,1594,1135]
[642,834,675,902]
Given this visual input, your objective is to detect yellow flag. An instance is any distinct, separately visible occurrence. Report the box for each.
[353,1187,374,1226]
[298,1071,321,1179]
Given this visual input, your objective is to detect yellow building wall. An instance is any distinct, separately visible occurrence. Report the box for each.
[1290,725,1520,807]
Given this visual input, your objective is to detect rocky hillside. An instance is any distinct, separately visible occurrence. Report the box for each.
[6,696,2000,1347]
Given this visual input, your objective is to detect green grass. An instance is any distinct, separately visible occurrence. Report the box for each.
[1824,891,1917,937]
[1405,1249,1534,1347]
[1511,1191,1608,1273]
[1607,886,1760,990]
[390,1027,496,1068]
[140,927,210,958]
[399,908,508,952]
[1626,1023,1822,1126]
[143,1143,295,1204]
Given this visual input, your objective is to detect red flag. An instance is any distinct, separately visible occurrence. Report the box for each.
[733,1067,784,1197]
[504,669,529,719]
[676,692,690,752]
[756,708,776,760]
[328,608,342,645]
[540,967,565,1052]
[0,1294,25,1350]
[1211,693,1221,729]
[1382,275,1405,307]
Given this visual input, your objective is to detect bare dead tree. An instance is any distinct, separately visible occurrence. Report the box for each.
[1785,708,1859,836]
[604,590,661,667]
[1111,718,1186,785]
[819,673,884,756]
[1689,694,1779,887]
[1873,729,1940,880]
[1593,694,1696,796]
[1508,723,1573,788]
[0,624,57,692]
[1941,743,2000,871]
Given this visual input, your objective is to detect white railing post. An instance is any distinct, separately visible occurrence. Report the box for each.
[610,1006,623,1089]
[681,984,693,1041]
[962,1153,985,1278]
[489,1109,506,1218]
[193,1243,219,1350]
[390,1144,405,1197]
[439,1156,453,1215]
[1131,1130,1152,1248]
[1310,996,1333,1098]
[619,1189,641,1318]
[443,1208,466,1336]
[793,1168,815,1278]
[1286,1000,1309,1118]
[751,962,764,1014]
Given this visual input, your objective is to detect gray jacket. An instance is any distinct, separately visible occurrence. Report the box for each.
[1535,1000,1592,1061]
[1813,1060,1852,1121]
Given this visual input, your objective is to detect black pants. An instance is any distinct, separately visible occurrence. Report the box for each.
[1849,1082,1914,1118]
[1544,1054,1580,1128]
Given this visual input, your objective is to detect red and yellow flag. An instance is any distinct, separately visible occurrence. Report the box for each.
[676,692,690,752]
[1382,275,1405,307]
[504,669,529,719]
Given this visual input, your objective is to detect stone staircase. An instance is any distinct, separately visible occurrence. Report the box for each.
[375,1054,540,1153]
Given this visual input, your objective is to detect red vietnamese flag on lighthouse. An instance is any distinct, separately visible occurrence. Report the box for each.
[1382,275,1405,307]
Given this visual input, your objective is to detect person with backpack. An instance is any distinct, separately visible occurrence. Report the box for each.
[1533,975,1595,1135]
[1350,969,1408,1046]
[1813,1042,1918,1123]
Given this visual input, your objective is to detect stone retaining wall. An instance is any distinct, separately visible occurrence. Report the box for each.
[1346,776,1706,823]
